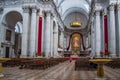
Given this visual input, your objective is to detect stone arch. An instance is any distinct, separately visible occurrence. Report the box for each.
[1,10,23,24]
[1,10,23,58]
[62,7,88,21]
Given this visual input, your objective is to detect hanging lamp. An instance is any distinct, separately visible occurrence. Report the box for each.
[70,12,82,27]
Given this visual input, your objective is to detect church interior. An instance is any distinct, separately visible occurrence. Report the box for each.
[0,0,120,80]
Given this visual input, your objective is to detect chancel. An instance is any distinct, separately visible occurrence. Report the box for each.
[0,0,120,79]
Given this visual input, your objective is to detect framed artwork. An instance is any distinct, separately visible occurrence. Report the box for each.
[71,33,81,52]
[5,29,11,41]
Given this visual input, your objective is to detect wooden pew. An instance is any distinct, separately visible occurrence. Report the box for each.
[105,58,120,68]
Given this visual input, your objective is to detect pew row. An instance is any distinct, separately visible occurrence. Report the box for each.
[2,58,67,70]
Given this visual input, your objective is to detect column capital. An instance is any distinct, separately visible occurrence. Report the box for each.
[38,9,45,16]
[45,10,52,17]
[109,4,114,11]
[117,3,120,11]
[45,10,51,14]
[22,5,30,13]
[31,5,38,13]
[95,10,100,16]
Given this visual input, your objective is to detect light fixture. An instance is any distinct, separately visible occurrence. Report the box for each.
[70,12,82,27]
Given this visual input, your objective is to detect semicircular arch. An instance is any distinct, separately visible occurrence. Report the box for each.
[62,7,88,21]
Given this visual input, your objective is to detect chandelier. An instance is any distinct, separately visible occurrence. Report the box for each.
[70,12,82,27]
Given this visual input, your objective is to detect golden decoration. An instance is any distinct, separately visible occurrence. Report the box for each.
[70,12,82,27]
[70,21,82,27]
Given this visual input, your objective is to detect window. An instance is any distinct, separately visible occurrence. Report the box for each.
[5,29,11,41]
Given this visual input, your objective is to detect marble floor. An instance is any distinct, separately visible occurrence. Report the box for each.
[1,61,120,80]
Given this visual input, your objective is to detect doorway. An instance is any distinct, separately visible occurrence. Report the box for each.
[5,47,9,58]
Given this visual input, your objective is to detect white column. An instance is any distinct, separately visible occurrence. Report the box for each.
[83,36,86,49]
[64,37,67,50]
[53,22,59,57]
[95,11,101,57]
[29,6,37,57]
[45,11,51,57]
[88,33,91,47]
[50,16,53,57]
[42,10,46,53]
[21,6,30,57]
[60,31,64,49]
[117,4,120,57]
[62,32,64,49]
[41,10,44,54]
[91,22,95,53]
[109,4,116,57]
[101,11,105,53]
[85,36,87,48]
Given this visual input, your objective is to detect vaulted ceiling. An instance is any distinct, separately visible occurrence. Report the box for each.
[54,0,92,31]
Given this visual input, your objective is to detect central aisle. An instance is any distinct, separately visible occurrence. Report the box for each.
[2,61,120,80]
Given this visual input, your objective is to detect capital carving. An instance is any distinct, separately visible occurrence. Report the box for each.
[45,10,51,16]
[95,11,100,16]
[45,10,51,14]
[31,5,37,13]
[109,4,114,11]
[117,3,120,11]
[22,5,30,13]
[38,9,45,16]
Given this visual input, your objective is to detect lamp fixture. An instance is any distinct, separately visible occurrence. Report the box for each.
[70,12,82,27]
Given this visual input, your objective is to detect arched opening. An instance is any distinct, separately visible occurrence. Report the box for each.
[1,11,23,58]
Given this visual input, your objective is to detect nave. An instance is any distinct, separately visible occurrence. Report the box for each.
[2,61,120,80]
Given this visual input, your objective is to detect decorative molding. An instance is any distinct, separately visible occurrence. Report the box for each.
[95,10,100,16]
[0,0,39,7]
[109,4,114,11]
[117,3,120,11]
[38,9,45,16]
[45,10,52,17]
[30,5,38,13]
[22,5,30,13]
[0,0,24,6]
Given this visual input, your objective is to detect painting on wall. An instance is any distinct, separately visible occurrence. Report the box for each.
[71,33,81,52]
[5,29,11,41]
